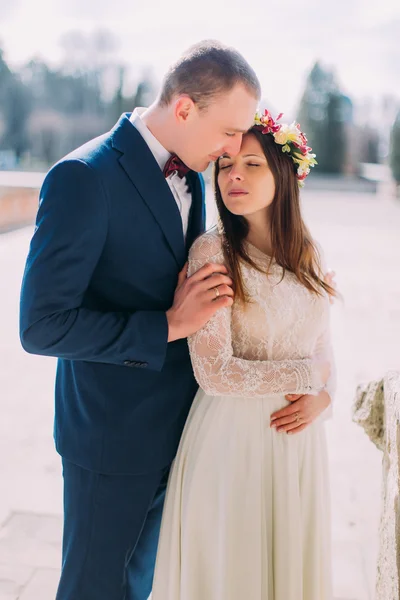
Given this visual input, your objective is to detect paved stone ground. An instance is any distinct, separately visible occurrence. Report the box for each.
[1,184,399,599]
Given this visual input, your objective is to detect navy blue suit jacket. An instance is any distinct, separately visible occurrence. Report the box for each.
[20,113,206,474]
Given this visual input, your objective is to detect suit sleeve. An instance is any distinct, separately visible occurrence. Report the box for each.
[19,159,169,371]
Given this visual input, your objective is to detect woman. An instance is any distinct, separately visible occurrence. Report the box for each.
[151,111,336,600]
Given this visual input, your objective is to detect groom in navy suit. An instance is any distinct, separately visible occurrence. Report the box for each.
[19,40,260,600]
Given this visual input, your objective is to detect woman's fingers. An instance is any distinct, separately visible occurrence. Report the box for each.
[275,418,309,433]
[271,413,301,428]
[286,423,308,435]
[285,394,303,402]
[271,400,304,423]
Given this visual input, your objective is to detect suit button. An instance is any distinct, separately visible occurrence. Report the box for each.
[139,362,148,368]
[124,360,131,366]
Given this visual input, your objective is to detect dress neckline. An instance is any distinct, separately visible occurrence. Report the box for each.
[244,240,272,261]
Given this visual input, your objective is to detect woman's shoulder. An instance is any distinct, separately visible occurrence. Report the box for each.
[189,228,224,262]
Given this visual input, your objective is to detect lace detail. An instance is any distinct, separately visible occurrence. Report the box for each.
[188,229,335,398]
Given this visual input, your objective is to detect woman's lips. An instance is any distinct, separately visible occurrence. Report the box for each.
[228,189,248,197]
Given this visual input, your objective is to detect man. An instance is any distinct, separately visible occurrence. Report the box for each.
[20,40,260,599]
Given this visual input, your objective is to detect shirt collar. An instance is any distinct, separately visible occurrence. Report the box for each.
[130,107,171,171]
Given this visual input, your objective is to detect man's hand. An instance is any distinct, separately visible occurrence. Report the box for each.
[270,390,331,434]
[166,262,234,342]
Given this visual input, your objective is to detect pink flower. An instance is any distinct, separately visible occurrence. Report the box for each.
[260,110,281,134]
[299,132,308,145]
[253,109,316,187]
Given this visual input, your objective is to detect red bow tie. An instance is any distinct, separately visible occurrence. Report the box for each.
[163,154,190,179]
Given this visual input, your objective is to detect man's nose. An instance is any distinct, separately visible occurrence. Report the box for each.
[224,135,243,157]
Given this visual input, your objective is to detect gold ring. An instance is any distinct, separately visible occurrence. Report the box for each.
[295,413,301,422]
[214,286,220,298]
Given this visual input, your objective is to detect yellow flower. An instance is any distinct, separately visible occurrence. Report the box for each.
[273,123,301,146]
[274,130,288,145]
[254,112,263,126]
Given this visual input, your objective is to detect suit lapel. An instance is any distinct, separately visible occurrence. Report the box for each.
[111,114,186,267]
[186,171,206,250]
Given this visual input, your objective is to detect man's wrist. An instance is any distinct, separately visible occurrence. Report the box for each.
[166,309,182,343]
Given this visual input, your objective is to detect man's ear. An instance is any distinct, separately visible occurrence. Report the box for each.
[174,95,196,123]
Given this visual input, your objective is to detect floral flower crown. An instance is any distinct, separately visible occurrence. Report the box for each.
[253,109,317,186]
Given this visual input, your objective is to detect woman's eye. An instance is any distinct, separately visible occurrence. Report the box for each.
[225,133,236,137]
[248,163,260,167]
[219,164,231,170]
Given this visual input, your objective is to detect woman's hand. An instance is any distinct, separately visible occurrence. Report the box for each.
[324,269,337,304]
[270,390,331,434]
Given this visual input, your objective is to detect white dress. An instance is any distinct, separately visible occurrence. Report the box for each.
[151,230,335,600]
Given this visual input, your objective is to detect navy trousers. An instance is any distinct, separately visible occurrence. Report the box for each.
[56,459,169,600]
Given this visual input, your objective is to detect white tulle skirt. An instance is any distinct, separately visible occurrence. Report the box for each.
[151,389,332,600]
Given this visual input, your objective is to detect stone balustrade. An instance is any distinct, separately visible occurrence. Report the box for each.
[0,171,45,233]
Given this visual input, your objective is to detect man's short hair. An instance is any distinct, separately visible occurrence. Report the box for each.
[159,40,261,110]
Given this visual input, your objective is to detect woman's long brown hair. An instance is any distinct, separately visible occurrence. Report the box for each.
[213,128,336,304]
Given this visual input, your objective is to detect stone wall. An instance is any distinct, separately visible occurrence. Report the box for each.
[0,186,39,233]
[376,371,400,600]
[0,172,44,233]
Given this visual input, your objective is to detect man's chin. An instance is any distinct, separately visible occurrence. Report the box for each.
[198,159,212,173]
[187,159,213,173]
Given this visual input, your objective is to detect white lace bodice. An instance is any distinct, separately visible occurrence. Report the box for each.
[188,230,335,399]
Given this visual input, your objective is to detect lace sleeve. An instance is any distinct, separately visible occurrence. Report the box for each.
[187,232,323,397]
[314,241,336,401]
[314,318,336,401]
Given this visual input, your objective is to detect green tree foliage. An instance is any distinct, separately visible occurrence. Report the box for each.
[0,33,157,167]
[297,62,351,174]
[389,111,400,185]
[0,48,32,162]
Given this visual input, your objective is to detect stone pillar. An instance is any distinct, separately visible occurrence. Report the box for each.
[376,371,400,600]
[353,371,400,600]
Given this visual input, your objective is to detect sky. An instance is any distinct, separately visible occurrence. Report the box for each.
[0,0,399,117]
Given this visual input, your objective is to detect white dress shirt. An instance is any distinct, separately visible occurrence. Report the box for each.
[130,108,193,241]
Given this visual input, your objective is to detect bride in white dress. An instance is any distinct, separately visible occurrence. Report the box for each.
[151,111,336,600]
